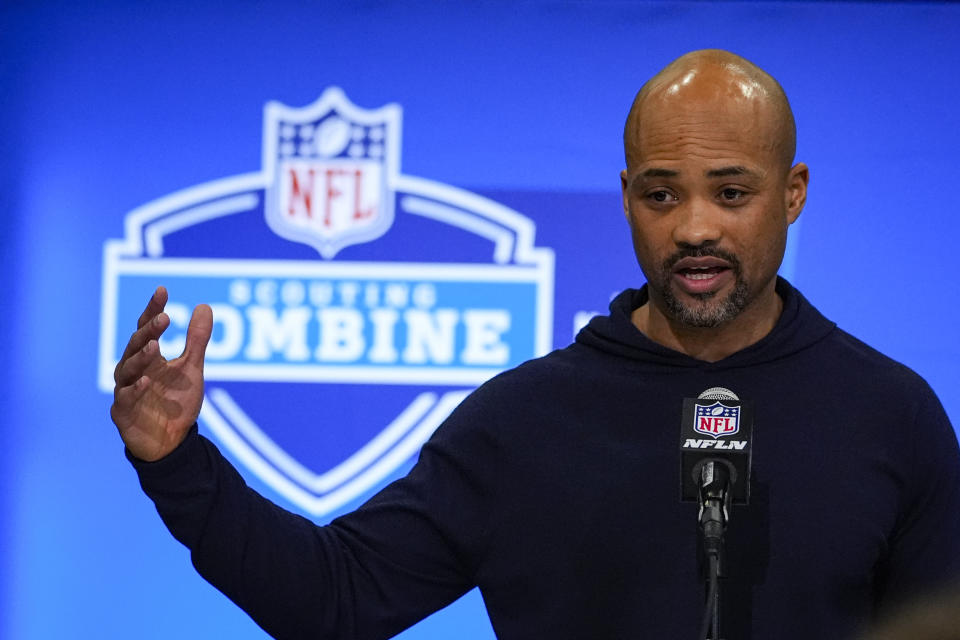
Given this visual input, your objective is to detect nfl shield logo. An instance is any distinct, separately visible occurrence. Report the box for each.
[263,88,400,258]
[693,401,741,438]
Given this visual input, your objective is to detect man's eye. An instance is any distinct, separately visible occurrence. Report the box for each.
[648,190,676,203]
[720,188,745,201]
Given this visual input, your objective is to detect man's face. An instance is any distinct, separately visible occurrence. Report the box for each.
[620,90,806,328]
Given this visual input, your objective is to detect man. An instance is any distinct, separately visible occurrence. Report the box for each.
[112,50,960,639]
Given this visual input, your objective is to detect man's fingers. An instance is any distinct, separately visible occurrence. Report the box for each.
[136,286,168,330]
[182,304,213,368]
[116,339,163,389]
[115,286,170,384]
[114,312,170,382]
[111,374,151,427]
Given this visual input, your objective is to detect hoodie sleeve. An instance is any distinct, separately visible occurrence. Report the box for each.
[129,395,502,640]
[874,387,960,609]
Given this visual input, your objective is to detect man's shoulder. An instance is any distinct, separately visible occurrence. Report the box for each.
[472,343,599,401]
[435,342,612,437]
[771,281,939,405]
[819,325,936,397]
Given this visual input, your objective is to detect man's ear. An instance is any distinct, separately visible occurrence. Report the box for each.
[621,169,631,218]
[785,162,809,224]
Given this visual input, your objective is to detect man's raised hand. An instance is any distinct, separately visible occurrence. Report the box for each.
[110,287,213,461]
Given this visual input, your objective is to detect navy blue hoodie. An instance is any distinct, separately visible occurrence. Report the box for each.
[132,279,960,639]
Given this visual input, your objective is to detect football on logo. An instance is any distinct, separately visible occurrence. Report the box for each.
[693,401,741,438]
[99,89,555,517]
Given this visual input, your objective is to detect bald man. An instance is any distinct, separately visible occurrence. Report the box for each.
[114,50,960,639]
[621,49,806,362]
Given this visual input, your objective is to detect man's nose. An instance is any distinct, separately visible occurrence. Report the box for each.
[671,199,722,247]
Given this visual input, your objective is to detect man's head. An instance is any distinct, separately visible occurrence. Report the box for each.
[621,49,808,330]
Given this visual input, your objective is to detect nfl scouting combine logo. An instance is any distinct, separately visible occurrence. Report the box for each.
[98,89,555,516]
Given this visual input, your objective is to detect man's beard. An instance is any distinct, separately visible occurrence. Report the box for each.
[655,248,749,328]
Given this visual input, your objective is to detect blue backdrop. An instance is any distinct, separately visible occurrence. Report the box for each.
[3,1,959,638]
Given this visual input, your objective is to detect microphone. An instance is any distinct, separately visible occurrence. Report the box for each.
[698,459,730,557]
[681,387,754,638]
[680,386,754,506]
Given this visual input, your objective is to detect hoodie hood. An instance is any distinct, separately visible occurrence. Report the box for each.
[576,277,836,370]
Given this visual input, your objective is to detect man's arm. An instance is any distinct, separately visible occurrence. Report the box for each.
[875,387,960,609]
[113,290,487,639]
[130,424,480,639]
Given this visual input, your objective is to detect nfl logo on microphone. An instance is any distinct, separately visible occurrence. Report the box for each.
[98,89,554,519]
[693,401,741,439]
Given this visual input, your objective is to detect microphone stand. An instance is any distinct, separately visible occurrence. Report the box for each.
[696,460,730,640]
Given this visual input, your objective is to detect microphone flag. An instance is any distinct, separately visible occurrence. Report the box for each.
[680,391,754,505]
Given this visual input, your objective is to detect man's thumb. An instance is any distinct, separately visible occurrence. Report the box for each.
[183,304,213,366]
